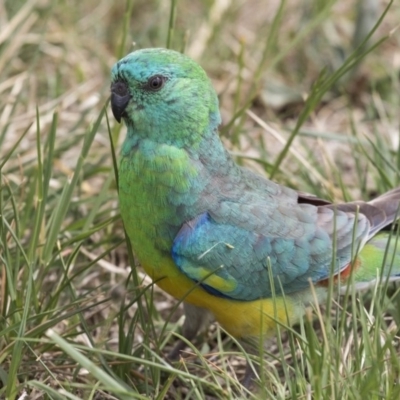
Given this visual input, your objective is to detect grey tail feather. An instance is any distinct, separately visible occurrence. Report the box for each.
[326,187,400,238]
[368,187,400,232]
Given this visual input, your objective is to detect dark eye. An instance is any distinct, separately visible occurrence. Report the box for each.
[146,75,166,91]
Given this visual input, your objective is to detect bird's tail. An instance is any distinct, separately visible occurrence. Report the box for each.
[369,187,400,222]
[352,231,400,289]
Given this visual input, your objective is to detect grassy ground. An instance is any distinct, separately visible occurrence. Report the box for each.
[1,0,400,399]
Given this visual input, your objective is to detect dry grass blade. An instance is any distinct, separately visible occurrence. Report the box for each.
[1,1,400,399]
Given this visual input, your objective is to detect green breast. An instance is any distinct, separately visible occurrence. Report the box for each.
[118,140,198,277]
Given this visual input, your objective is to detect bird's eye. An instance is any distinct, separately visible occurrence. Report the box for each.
[147,75,166,91]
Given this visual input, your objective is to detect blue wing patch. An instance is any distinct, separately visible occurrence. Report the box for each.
[171,211,339,301]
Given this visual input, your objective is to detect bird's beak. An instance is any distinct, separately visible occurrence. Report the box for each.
[110,81,131,123]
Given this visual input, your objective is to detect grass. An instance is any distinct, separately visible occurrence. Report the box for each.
[1,0,400,398]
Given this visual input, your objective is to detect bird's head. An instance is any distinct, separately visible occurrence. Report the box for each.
[110,48,221,148]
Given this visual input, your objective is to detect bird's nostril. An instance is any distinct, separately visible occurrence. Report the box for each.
[112,81,129,96]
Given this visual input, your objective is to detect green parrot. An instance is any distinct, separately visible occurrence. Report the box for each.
[110,48,400,382]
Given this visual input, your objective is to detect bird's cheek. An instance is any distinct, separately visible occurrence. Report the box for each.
[126,104,151,132]
[133,102,145,113]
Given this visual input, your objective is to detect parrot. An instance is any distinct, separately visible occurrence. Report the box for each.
[110,47,400,384]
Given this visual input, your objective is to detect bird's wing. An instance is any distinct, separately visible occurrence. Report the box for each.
[172,200,371,301]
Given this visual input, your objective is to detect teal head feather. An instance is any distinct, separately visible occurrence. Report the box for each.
[111,48,221,150]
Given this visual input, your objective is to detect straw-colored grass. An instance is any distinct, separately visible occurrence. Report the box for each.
[1,0,400,399]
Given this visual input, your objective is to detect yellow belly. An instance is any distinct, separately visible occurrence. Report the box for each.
[142,258,311,338]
